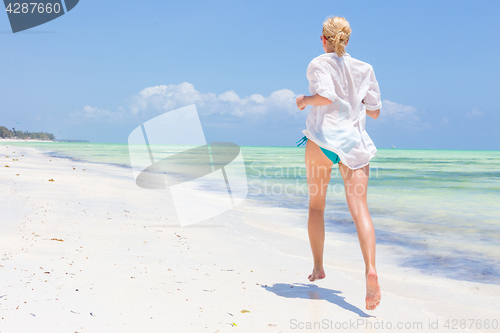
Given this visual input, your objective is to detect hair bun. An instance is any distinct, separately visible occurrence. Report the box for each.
[322,16,351,57]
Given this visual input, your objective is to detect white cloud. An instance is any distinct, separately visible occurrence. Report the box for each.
[380,100,418,117]
[466,106,484,118]
[378,99,426,128]
[68,82,302,124]
[70,105,122,121]
[125,82,299,119]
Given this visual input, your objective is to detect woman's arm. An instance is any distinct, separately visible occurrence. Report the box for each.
[362,99,380,119]
[366,109,380,119]
[296,94,332,110]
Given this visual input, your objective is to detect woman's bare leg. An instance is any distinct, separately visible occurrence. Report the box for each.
[305,139,333,281]
[338,162,381,310]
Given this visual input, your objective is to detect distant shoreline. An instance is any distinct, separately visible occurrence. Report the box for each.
[0,138,92,143]
[0,138,55,142]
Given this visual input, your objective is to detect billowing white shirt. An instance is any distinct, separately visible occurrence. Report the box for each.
[302,52,382,169]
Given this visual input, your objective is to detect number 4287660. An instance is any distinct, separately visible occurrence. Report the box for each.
[5,3,62,14]
[444,319,498,330]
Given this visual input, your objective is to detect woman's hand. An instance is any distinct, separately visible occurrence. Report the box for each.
[296,94,331,110]
[296,95,307,110]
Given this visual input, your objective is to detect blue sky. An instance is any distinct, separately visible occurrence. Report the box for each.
[1,0,499,149]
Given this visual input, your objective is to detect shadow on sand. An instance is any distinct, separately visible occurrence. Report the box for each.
[261,283,373,318]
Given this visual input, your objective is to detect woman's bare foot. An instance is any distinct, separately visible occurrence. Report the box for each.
[308,267,326,282]
[365,268,381,310]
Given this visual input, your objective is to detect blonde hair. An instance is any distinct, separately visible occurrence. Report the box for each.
[322,16,351,57]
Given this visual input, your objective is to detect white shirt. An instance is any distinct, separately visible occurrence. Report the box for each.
[302,52,382,169]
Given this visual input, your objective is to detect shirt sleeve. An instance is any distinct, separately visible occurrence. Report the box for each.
[363,66,382,111]
[306,59,336,103]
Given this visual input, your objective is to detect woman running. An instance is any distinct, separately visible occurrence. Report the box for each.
[295,16,382,311]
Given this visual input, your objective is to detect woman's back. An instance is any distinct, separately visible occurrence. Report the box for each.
[309,52,379,110]
[303,51,381,169]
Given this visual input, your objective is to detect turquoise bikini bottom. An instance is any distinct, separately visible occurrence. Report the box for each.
[296,135,340,164]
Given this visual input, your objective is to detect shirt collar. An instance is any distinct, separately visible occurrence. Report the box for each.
[321,52,349,58]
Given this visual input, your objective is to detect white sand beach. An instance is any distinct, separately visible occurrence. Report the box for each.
[0,145,498,333]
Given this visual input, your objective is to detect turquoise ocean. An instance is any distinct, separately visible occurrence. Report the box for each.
[3,142,500,285]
